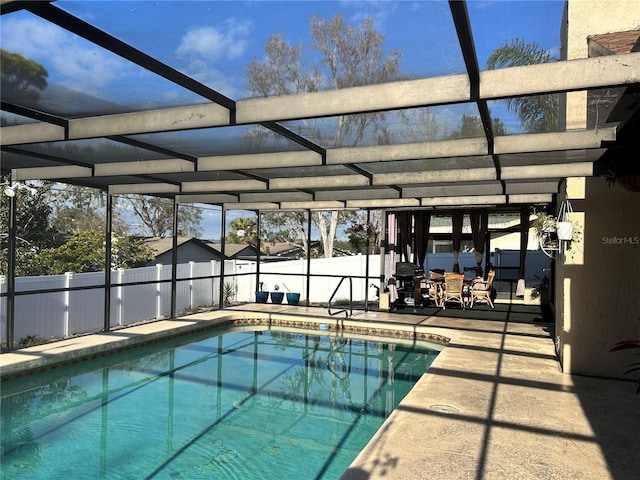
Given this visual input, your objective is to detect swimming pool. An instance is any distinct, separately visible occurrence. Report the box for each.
[1,326,442,479]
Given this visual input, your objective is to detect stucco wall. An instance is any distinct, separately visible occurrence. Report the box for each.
[563,0,640,129]
[559,177,640,378]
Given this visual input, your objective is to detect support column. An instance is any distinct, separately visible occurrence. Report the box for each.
[103,193,113,333]
[170,199,178,318]
[256,211,262,298]
[364,209,371,311]
[6,192,16,349]
[305,210,312,306]
[219,208,226,309]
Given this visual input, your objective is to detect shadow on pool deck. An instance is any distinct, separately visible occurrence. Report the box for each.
[1,304,637,479]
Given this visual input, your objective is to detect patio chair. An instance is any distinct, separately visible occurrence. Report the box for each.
[442,272,465,309]
[428,269,445,306]
[470,270,496,308]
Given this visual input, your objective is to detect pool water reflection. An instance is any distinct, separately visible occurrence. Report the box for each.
[1,327,441,479]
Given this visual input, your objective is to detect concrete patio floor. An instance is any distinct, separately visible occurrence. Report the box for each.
[1,305,638,479]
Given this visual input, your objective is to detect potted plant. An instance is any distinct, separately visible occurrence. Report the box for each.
[533,213,560,250]
[223,281,237,307]
[281,283,301,305]
[255,282,269,303]
[270,284,284,304]
[286,292,301,305]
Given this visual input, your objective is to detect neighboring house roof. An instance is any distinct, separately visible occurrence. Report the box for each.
[208,243,260,259]
[143,236,224,258]
[588,29,640,55]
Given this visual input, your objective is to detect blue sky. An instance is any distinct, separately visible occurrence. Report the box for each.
[2,1,565,101]
[1,0,565,239]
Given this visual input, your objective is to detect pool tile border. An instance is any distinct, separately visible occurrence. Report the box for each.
[0,310,449,381]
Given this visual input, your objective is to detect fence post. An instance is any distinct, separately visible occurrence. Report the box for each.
[64,272,73,338]
[189,261,195,309]
[117,268,125,326]
[0,275,5,343]
[156,264,163,319]
[210,260,216,306]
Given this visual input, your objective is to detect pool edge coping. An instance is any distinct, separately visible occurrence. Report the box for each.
[0,309,451,381]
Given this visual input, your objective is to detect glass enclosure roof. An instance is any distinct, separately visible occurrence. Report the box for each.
[2,0,638,211]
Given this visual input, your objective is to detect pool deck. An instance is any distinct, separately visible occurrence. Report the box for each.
[1,305,638,479]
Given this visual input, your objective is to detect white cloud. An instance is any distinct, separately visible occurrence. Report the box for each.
[176,18,251,61]
[1,16,132,94]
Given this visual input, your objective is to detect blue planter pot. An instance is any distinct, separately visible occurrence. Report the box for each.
[255,291,269,303]
[270,292,284,304]
[286,293,300,305]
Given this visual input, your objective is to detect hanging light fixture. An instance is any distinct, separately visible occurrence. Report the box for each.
[1,181,37,197]
[3,183,17,197]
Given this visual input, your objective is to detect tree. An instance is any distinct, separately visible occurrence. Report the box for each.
[246,14,400,256]
[32,231,155,275]
[487,38,558,133]
[0,179,58,276]
[344,210,382,255]
[449,115,507,139]
[226,216,258,245]
[261,211,309,257]
[126,195,203,238]
[48,183,128,234]
[0,49,48,105]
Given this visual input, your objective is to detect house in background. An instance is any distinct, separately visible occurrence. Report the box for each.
[208,243,260,261]
[144,237,224,265]
[144,237,261,265]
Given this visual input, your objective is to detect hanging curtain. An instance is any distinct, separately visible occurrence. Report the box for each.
[470,210,488,277]
[414,211,431,271]
[451,211,463,273]
[387,213,398,302]
[398,211,412,262]
[516,207,529,297]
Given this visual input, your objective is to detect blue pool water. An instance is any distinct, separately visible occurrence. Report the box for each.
[1,327,441,479]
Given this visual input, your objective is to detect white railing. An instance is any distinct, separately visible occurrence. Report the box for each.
[0,250,548,346]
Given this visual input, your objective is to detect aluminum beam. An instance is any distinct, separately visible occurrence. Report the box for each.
[280,201,346,210]
[402,182,503,197]
[270,175,370,190]
[12,165,92,180]
[236,75,471,123]
[95,159,195,176]
[223,202,278,211]
[505,182,559,194]
[508,194,554,204]
[181,179,267,192]
[494,128,616,154]
[314,188,400,201]
[199,150,322,171]
[0,123,65,145]
[69,104,231,139]
[109,183,180,194]
[176,194,238,204]
[374,167,497,185]
[347,198,420,208]
[239,191,313,203]
[327,137,488,164]
[501,162,594,180]
[481,52,640,99]
[421,195,506,206]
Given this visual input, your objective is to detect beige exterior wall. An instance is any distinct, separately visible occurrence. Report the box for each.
[563,0,640,129]
[558,178,640,376]
[558,0,640,378]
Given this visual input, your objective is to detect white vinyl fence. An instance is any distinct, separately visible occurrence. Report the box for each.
[1,249,549,346]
